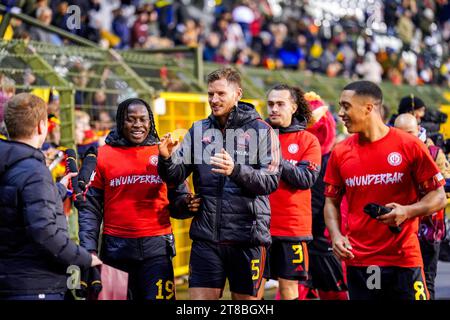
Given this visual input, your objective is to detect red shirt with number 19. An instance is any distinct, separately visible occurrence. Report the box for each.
[324,127,444,267]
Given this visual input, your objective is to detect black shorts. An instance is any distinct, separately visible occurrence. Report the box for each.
[107,255,175,300]
[347,266,429,300]
[189,241,267,297]
[264,239,309,281]
[307,237,348,291]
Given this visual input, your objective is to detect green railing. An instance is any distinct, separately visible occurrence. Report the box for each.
[0,40,75,147]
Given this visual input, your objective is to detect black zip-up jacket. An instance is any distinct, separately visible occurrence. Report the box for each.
[78,128,190,266]
[158,102,281,246]
[0,140,91,295]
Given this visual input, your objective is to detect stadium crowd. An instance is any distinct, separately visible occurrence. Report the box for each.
[4,0,450,87]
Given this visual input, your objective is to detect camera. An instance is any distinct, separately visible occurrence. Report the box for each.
[363,203,401,234]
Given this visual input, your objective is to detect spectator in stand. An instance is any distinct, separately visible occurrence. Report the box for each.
[131,7,150,48]
[397,10,415,47]
[111,7,130,49]
[179,19,201,47]
[0,76,15,124]
[232,0,255,46]
[203,32,221,61]
[6,0,450,87]
[51,1,70,31]
[355,52,383,84]
[29,6,62,45]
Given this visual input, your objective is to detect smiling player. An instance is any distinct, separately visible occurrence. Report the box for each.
[324,81,447,300]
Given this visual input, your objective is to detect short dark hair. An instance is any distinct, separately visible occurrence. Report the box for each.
[206,67,242,87]
[343,81,383,103]
[268,84,312,122]
[5,93,47,139]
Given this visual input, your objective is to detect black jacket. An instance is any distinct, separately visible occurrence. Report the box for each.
[311,152,331,239]
[78,127,190,266]
[158,102,281,246]
[0,140,91,295]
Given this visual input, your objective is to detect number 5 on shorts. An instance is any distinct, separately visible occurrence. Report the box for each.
[251,259,260,280]
[292,244,304,264]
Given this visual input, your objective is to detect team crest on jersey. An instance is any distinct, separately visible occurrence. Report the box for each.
[387,152,402,166]
[288,143,299,154]
[149,155,158,166]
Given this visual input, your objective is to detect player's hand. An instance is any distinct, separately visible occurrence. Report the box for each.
[59,172,78,189]
[311,105,328,124]
[90,254,103,267]
[186,194,201,212]
[211,148,234,176]
[158,133,179,160]
[331,234,354,260]
[377,202,408,227]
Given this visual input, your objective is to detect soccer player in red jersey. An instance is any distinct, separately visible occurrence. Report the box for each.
[324,81,447,300]
[78,98,196,300]
[258,84,321,300]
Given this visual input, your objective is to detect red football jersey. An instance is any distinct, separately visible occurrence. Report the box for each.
[91,144,172,238]
[269,130,321,238]
[324,127,444,267]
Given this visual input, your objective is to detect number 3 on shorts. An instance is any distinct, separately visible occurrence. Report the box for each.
[251,259,260,280]
[292,244,304,264]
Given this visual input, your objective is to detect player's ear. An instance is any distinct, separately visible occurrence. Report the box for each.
[366,102,374,113]
[236,87,243,101]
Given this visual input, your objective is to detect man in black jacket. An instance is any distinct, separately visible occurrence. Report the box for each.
[0,93,101,300]
[158,67,281,300]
